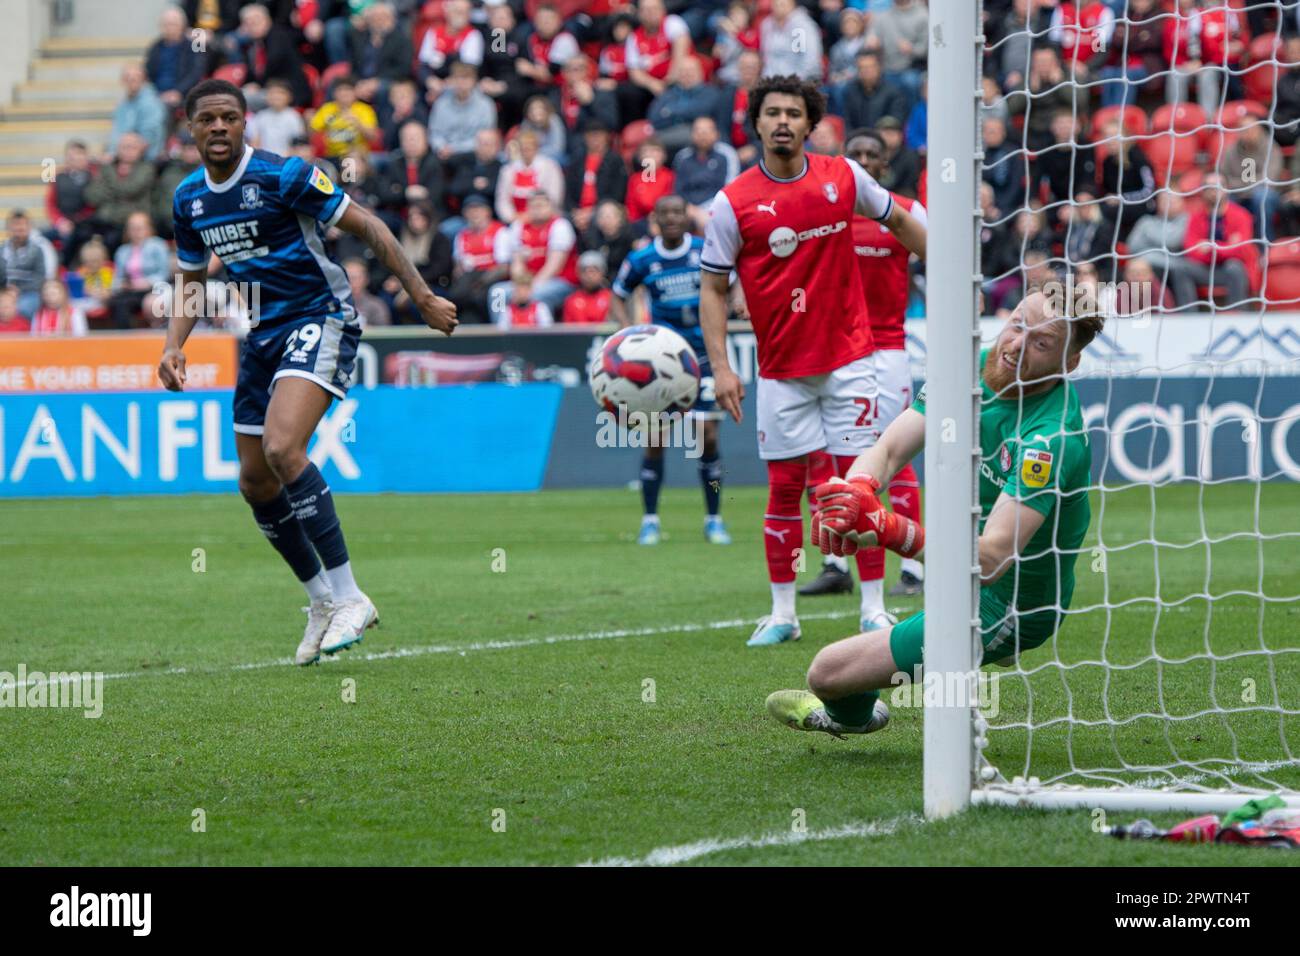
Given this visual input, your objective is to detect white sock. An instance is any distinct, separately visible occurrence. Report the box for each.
[303,570,332,602]
[642,513,659,524]
[860,577,884,615]
[325,561,363,601]
[900,558,924,580]
[825,554,849,573]
[771,581,797,622]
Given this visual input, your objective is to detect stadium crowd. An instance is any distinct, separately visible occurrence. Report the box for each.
[5,0,1300,336]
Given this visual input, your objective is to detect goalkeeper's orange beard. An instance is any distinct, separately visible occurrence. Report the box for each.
[982,346,1025,397]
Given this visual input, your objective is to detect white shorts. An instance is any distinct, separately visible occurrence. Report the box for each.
[755,355,879,460]
[874,348,916,433]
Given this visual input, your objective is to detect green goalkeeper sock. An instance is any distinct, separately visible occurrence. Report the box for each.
[823,690,880,728]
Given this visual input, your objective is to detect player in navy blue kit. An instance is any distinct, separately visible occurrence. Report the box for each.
[158,79,457,665]
[610,195,730,546]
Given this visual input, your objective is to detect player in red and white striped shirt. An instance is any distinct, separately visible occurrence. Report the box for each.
[700,75,926,647]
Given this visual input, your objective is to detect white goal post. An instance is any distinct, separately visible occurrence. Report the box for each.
[923,0,1300,817]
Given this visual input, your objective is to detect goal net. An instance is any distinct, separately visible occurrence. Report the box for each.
[925,0,1300,814]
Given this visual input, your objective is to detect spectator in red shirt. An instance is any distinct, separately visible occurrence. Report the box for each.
[0,287,30,334]
[45,140,96,268]
[714,1,761,86]
[1178,173,1259,308]
[31,279,88,336]
[1097,0,1164,108]
[517,5,581,91]
[719,49,762,168]
[624,0,694,126]
[566,119,629,233]
[449,195,509,325]
[554,55,620,156]
[563,251,613,324]
[504,276,555,328]
[1165,0,1244,117]
[598,12,634,90]
[625,136,675,229]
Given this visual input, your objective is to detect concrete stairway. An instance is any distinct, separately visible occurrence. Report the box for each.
[0,35,150,232]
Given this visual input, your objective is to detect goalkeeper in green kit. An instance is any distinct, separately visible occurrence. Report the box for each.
[766,291,1104,738]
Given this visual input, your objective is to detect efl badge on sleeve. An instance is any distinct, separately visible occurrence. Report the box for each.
[310,166,335,195]
[1021,448,1054,488]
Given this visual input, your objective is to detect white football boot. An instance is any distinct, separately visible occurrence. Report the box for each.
[320,592,379,655]
[295,599,335,666]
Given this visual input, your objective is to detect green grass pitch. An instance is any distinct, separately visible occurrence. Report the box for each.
[3,482,1300,866]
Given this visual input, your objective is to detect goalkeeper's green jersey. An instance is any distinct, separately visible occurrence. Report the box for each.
[913,350,1092,614]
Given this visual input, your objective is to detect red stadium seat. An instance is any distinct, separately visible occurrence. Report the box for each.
[301,62,320,108]
[1263,241,1300,309]
[1140,132,1198,186]
[213,63,247,86]
[1269,238,1300,268]
[319,62,354,101]
[1217,99,1269,131]
[1150,102,1206,135]
[619,119,654,165]
[820,113,845,144]
[1177,169,1206,208]
[1089,104,1148,141]
[1202,129,1241,169]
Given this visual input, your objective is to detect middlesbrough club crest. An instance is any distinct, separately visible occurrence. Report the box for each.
[823,182,838,203]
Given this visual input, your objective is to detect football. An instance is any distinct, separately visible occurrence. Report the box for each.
[589,324,702,418]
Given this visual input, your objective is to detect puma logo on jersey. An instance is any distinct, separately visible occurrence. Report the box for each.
[757,201,777,216]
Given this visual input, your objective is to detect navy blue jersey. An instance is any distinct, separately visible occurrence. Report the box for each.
[172,146,356,330]
[612,236,705,354]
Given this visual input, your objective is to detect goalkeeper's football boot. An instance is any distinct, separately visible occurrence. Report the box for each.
[704,515,731,544]
[637,516,661,546]
[746,615,801,647]
[860,609,899,632]
[798,561,854,596]
[320,592,379,655]
[295,598,335,666]
[765,689,890,739]
[888,570,923,597]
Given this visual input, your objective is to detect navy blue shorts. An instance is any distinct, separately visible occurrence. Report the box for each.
[232,316,361,436]
[654,322,719,419]
[693,354,721,418]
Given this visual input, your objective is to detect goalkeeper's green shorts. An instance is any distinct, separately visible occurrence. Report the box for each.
[889,588,1063,674]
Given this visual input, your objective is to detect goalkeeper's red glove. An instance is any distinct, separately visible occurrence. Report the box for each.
[811,475,925,558]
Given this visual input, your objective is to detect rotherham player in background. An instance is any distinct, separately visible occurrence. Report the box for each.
[801,130,927,604]
[699,74,926,647]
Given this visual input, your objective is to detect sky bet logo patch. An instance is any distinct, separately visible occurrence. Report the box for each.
[1021,448,1053,488]
[310,166,335,195]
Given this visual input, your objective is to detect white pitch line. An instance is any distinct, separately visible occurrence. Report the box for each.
[0,609,865,691]
[579,813,924,866]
